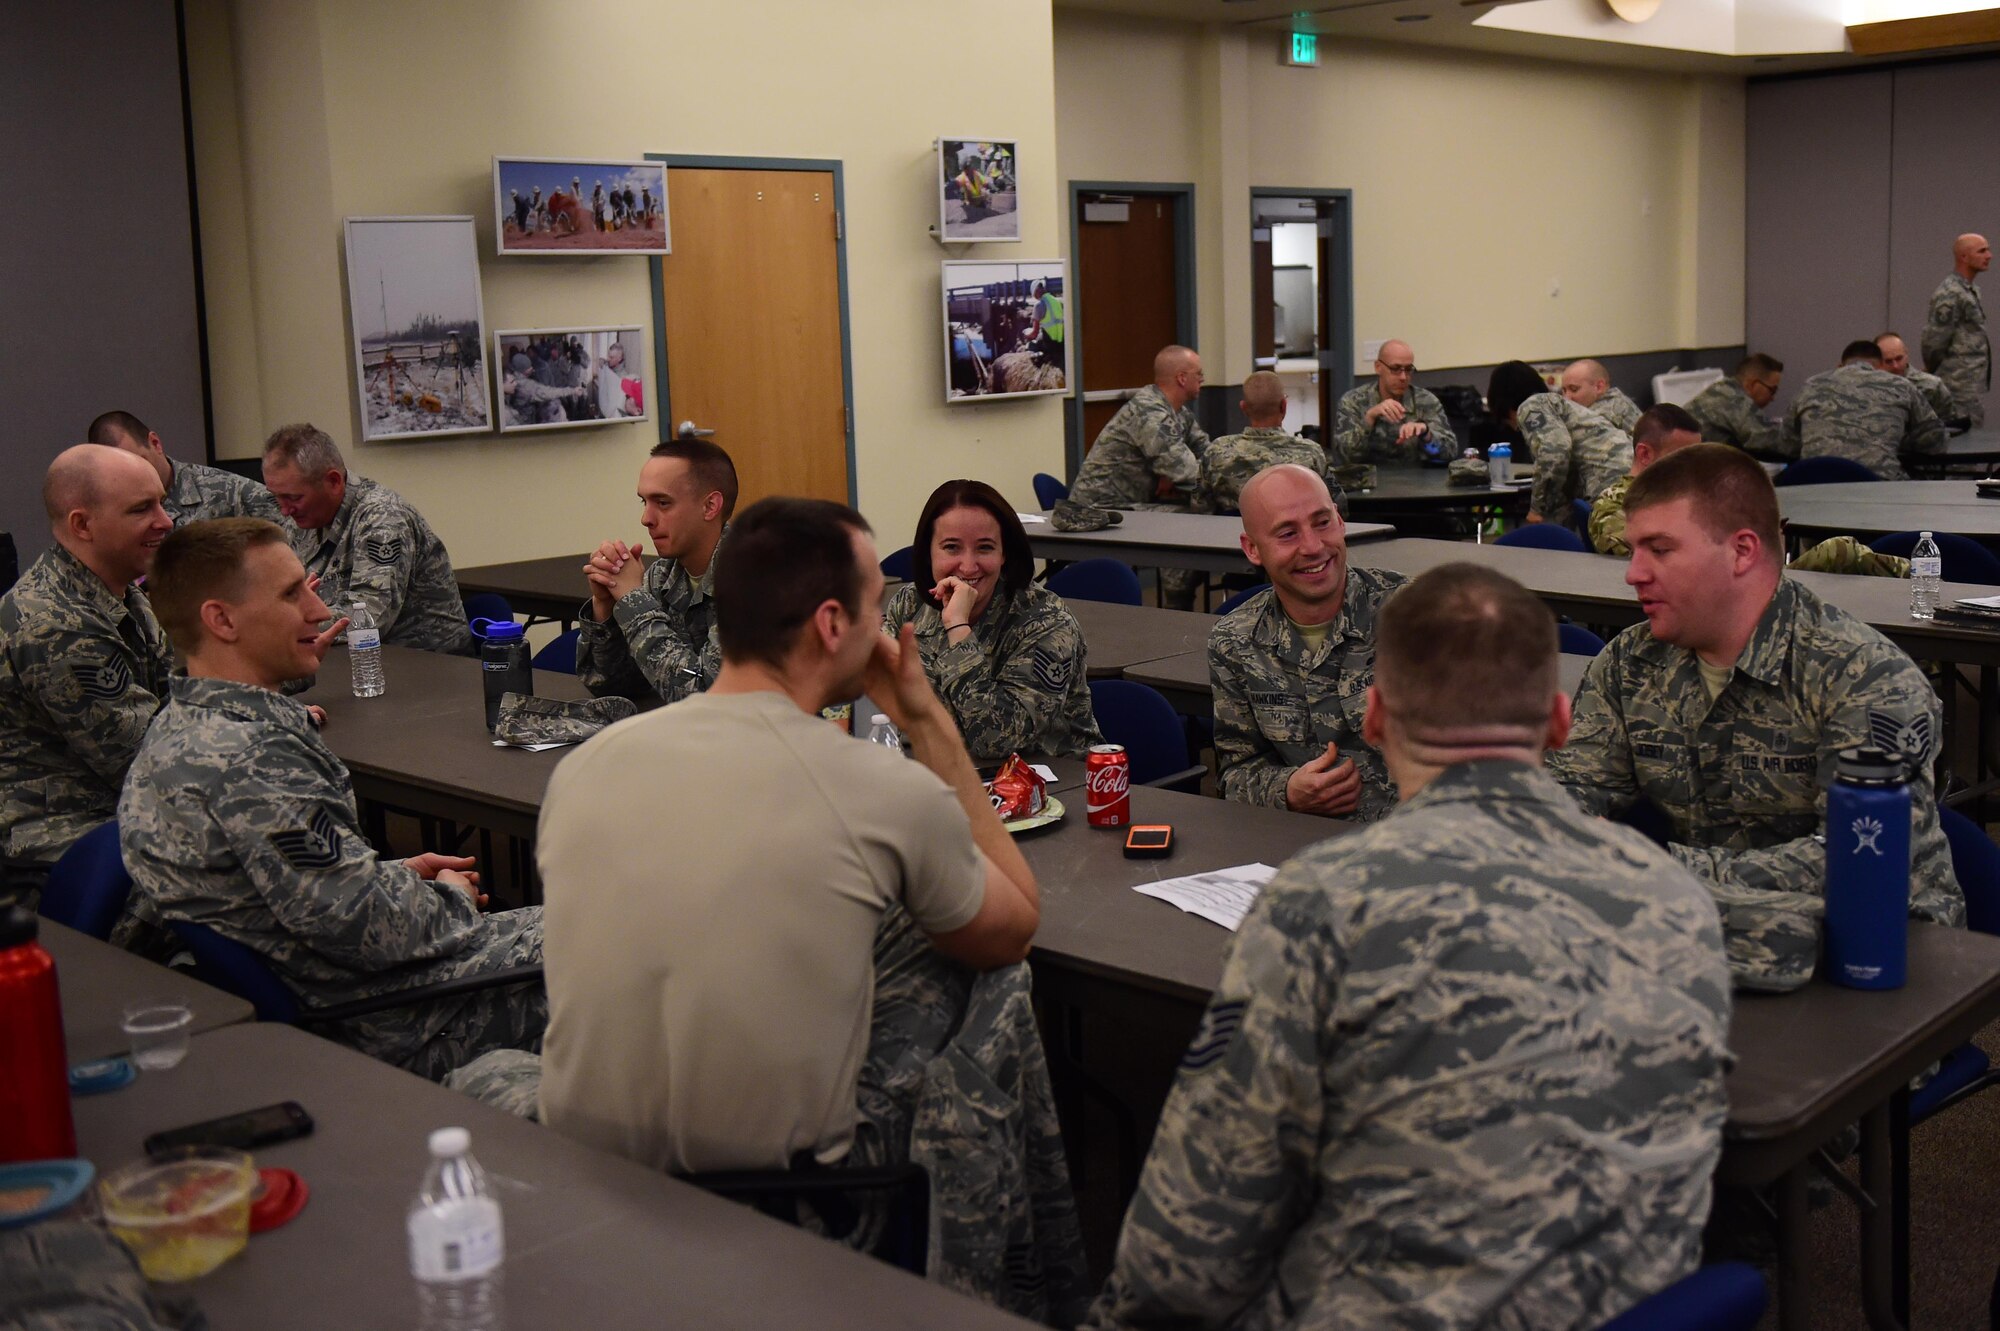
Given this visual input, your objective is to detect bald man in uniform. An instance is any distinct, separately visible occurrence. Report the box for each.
[1331,340,1457,466]
[1560,359,1642,433]
[1922,233,1990,427]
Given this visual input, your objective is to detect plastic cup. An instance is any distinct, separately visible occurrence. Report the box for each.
[99,1147,256,1282]
[121,1003,193,1070]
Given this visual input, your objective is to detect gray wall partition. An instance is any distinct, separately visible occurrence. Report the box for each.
[0,1,209,561]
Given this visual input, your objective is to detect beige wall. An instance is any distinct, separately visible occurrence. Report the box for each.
[189,0,1062,568]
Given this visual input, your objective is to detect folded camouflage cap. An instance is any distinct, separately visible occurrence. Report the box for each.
[1445,456,1490,487]
[1050,499,1123,532]
[494,692,636,746]
[1329,463,1377,493]
[1721,903,1820,993]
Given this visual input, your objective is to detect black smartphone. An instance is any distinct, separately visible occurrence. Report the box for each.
[1124,824,1175,859]
[144,1101,314,1159]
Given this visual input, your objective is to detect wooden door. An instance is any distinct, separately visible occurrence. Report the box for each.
[1076,192,1180,450]
[659,168,848,507]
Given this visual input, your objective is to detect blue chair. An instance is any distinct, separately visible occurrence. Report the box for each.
[880,546,914,581]
[1495,524,1589,553]
[1572,498,1593,528]
[1047,558,1144,606]
[38,822,132,939]
[1909,807,2000,1122]
[1869,531,2000,586]
[462,592,515,625]
[1558,622,1606,657]
[1596,1263,1766,1331]
[1032,473,1069,508]
[1088,680,1205,792]
[1774,456,1881,486]
[1215,582,1270,617]
[531,627,581,674]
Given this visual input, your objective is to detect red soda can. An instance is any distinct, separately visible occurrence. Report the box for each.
[1085,744,1132,827]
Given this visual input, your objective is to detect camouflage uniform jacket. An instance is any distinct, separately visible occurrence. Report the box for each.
[1070,386,1210,508]
[289,475,473,656]
[1197,428,1328,514]
[1923,273,1990,421]
[1549,579,1960,990]
[1587,386,1643,433]
[1520,392,1634,522]
[1781,362,1944,482]
[163,458,284,528]
[0,545,172,866]
[1208,569,1406,823]
[881,581,1102,762]
[1086,759,1733,1331]
[575,528,725,704]
[118,676,544,1075]
[1587,473,1637,557]
[1685,378,1784,458]
[1905,368,1958,424]
[1330,383,1458,467]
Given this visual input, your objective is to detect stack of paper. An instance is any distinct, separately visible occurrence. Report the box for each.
[1132,863,1279,931]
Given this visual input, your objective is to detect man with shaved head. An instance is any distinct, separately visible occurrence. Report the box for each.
[1195,371,1327,514]
[1559,358,1642,432]
[1588,403,1702,556]
[1207,465,1405,822]
[1331,339,1457,467]
[1069,345,1212,608]
[1876,332,1959,426]
[1922,233,1990,426]
[87,410,284,529]
[0,446,174,902]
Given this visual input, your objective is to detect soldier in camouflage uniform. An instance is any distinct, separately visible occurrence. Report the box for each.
[1070,346,1211,609]
[1560,357,1643,432]
[119,518,544,1080]
[1196,370,1328,514]
[1517,390,1633,525]
[883,481,1100,761]
[1210,466,1404,822]
[577,438,736,702]
[0,447,174,899]
[1549,446,1959,992]
[1922,233,1991,427]
[1089,564,1733,1331]
[1781,341,1944,481]
[87,409,284,528]
[1685,354,1786,457]
[1330,339,1458,466]
[1878,332,1961,427]
[1588,404,1704,557]
[261,423,474,655]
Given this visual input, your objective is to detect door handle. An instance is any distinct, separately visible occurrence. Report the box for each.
[677,420,716,439]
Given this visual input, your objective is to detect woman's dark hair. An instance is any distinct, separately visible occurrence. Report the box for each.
[1486,361,1548,424]
[911,479,1033,604]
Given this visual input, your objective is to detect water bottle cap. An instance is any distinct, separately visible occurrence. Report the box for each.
[472,618,524,642]
[1921,531,1933,540]
[1835,746,1906,784]
[0,902,39,949]
[870,714,891,727]
[428,1127,471,1158]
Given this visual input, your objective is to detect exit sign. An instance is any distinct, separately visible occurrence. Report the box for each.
[1284,31,1319,66]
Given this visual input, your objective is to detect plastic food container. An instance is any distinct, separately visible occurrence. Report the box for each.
[99,1147,256,1281]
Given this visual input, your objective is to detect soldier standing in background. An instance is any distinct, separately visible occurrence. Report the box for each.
[1559,358,1643,432]
[1923,233,1991,427]
[1196,370,1327,514]
[1782,339,1943,481]
[1088,563,1733,1331]
[88,409,284,528]
[1330,339,1457,466]
[1685,354,1786,457]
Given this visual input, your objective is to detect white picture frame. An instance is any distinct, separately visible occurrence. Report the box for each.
[935,137,1019,244]
[493,326,649,434]
[493,156,670,256]
[942,260,1068,404]
[342,216,493,442]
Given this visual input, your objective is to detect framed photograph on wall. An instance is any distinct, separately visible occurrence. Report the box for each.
[942,260,1067,403]
[936,138,1018,243]
[493,157,669,256]
[493,326,648,433]
[342,216,492,442]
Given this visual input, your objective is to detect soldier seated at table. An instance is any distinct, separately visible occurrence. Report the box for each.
[1549,445,1960,990]
[1,446,174,907]
[118,518,547,1082]
[1330,339,1457,467]
[1088,563,1734,1331]
[1196,371,1327,515]
[1685,354,1786,458]
[881,478,1100,762]
[1486,360,1634,527]
[1209,465,1404,823]
[1781,339,1945,482]
[576,438,734,704]
[1877,331,1961,429]
[1588,404,1703,556]
[1559,357,1643,432]
[88,410,284,529]
[261,423,474,656]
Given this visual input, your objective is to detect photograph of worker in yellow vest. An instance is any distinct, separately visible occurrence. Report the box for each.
[937,137,1019,243]
[942,260,1068,401]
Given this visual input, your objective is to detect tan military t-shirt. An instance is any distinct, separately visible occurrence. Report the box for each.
[535,690,985,1174]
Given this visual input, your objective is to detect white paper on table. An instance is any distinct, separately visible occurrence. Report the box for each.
[1016,512,1050,525]
[1132,863,1279,931]
[1030,763,1058,782]
[491,738,576,753]
[1956,595,2000,609]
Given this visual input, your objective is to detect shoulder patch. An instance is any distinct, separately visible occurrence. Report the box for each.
[268,806,345,872]
[1181,999,1248,1072]
[362,534,402,565]
[1031,642,1073,693]
[1869,709,1936,766]
[77,655,133,702]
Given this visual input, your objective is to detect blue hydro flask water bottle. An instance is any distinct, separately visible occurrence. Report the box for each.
[1823,746,1912,990]
[472,618,533,732]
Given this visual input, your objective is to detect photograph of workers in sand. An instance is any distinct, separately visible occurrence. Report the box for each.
[343,216,492,441]
[936,138,1018,243]
[942,261,1067,403]
[493,156,669,256]
[494,327,648,433]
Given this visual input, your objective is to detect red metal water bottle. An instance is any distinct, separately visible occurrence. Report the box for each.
[1085,744,1132,827]
[0,904,77,1162]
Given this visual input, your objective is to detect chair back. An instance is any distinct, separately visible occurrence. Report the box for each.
[1597,1262,1766,1331]
[1869,531,2000,586]
[1940,805,2000,937]
[1215,582,1270,617]
[168,921,304,1024]
[1572,498,1593,528]
[39,821,133,939]
[1047,558,1144,606]
[1032,473,1069,508]
[1088,680,1192,785]
[1558,622,1607,657]
[880,546,915,581]
[1495,524,1589,553]
[1774,456,1881,486]
[531,627,581,674]
[462,592,515,625]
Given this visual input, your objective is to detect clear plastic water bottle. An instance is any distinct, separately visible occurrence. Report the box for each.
[867,713,902,754]
[408,1127,503,1331]
[1487,441,1512,487]
[348,603,386,698]
[1909,531,1942,620]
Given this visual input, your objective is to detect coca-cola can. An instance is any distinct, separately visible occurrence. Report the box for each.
[1085,744,1132,827]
